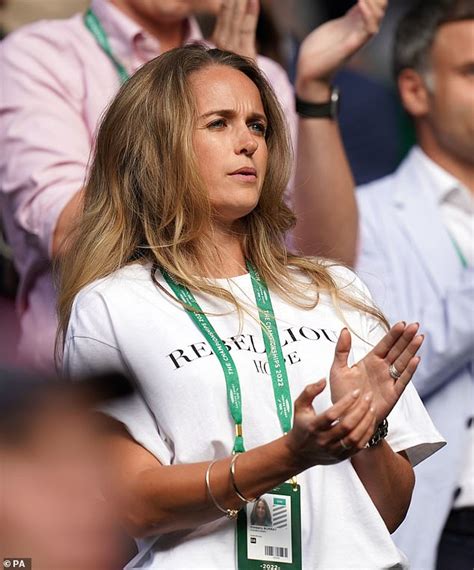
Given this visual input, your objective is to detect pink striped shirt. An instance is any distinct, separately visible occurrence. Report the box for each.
[0,0,296,373]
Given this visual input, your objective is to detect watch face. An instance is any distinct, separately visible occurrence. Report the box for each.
[330,87,340,119]
[295,86,340,119]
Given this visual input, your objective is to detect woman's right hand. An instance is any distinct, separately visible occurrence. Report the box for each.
[286,379,376,470]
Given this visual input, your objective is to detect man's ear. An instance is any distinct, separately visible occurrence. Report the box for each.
[398,68,431,118]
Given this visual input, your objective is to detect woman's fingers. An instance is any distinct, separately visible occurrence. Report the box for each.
[331,328,352,370]
[393,355,421,397]
[318,393,376,455]
[315,387,362,430]
[371,321,406,359]
[390,334,424,379]
[356,411,380,449]
[385,322,419,364]
[330,394,373,442]
[293,379,326,413]
[351,401,377,447]
[325,392,374,443]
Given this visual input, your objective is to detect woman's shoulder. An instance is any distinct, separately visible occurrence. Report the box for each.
[73,263,153,309]
[291,257,371,298]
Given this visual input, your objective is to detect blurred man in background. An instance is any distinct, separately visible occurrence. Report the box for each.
[356,1,474,568]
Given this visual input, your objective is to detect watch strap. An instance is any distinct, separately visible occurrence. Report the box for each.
[366,418,389,448]
[295,86,340,119]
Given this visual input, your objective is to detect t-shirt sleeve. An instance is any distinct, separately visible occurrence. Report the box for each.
[365,318,446,467]
[63,292,174,465]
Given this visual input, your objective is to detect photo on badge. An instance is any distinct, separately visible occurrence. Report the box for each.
[237,483,301,569]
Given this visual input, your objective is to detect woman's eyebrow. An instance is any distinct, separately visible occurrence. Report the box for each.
[199,109,267,122]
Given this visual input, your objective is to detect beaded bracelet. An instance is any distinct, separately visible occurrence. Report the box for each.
[229,453,257,504]
[205,460,240,519]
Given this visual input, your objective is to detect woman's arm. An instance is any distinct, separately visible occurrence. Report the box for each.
[351,447,415,533]
[98,381,374,538]
[329,322,423,531]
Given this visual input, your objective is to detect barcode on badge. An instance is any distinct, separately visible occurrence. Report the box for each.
[264,546,288,558]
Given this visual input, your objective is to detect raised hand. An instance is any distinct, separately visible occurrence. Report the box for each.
[296,0,387,97]
[286,379,377,470]
[329,323,424,423]
[211,0,259,60]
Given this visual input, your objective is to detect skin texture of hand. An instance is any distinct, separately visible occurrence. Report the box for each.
[296,0,388,99]
[211,0,259,60]
[329,322,424,425]
[286,379,377,471]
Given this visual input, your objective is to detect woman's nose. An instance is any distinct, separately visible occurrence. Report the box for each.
[235,128,258,156]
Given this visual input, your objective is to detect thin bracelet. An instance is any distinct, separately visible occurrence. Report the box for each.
[229,453,257,504]
[205,459,240,519]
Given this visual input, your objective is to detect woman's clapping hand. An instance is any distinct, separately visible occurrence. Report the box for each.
[329,322,424,423]
[286,380,377,469]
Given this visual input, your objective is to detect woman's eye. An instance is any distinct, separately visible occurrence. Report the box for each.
[208,119,226,129]
[249,121,267,136]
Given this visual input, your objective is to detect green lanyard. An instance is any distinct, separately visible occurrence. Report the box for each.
[161,263,293,454]
[83,8,130,84]
[449,233,468,269]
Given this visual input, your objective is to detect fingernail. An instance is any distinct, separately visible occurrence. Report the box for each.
[352,389,360,397]
[364,392,373,401]
[370,407,375,414]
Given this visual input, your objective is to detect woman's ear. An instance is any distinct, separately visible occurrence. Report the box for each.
[397,68,431,118]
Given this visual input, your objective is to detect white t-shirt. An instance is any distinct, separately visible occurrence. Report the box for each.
[63,263,444,569]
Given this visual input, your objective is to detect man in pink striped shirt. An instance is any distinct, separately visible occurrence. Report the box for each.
[0,0,386,373]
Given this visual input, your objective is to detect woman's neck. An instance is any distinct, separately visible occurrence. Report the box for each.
[200,224,248,278]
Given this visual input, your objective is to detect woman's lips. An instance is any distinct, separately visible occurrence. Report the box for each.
[228,167,257,181]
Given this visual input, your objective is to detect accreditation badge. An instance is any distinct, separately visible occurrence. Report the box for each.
[236,483,302,570]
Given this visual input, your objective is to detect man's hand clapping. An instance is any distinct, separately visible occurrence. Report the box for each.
[212,0,259,60]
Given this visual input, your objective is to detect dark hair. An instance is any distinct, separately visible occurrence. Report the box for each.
[250,498,272,526]
[393,0,474,78]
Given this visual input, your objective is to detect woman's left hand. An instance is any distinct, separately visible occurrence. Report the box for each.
[329,322,424,423]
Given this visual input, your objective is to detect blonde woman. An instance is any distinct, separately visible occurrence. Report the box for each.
[60,46,444,569]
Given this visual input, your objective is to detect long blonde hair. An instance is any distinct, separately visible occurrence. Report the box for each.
[57,46,387,352]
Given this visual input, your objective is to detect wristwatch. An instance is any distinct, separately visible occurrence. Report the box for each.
[366,418,389,448]
[295,86,340,119]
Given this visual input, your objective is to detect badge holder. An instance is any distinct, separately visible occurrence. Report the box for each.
[237,482,302,570]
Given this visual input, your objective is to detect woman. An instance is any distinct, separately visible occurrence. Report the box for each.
[250,498,272,527]
[60,46,443,569]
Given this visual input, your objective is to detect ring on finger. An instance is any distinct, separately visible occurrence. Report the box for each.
[388,363,402,380]
[339,438,351,451]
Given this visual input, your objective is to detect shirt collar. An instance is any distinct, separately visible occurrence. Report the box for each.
[89,0,204,66]
[410,146,473,212]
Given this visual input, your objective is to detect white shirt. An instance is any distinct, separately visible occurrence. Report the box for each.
[63,263,444,569]
[410,148,474,509]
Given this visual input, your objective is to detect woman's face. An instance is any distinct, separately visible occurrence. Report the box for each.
[190,65,268,226]
[255,500,267,522]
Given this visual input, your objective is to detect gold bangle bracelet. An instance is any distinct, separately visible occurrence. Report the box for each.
[205,459,240,519]
[229,453,257,504]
